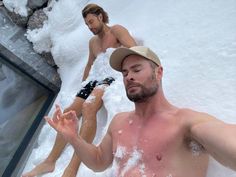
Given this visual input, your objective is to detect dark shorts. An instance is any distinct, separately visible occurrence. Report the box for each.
[76,77,115,99]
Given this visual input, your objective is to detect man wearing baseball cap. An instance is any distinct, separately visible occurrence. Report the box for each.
[46,46,236,177]
[110,45,161,72]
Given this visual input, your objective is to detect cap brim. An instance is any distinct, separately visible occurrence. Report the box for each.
[110,47,140,71]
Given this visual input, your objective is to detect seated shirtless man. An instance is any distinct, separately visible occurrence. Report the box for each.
[22,4,136,177]
[46,46,236,177]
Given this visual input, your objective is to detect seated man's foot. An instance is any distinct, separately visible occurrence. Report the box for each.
[22,160,55,177]
[62,166,78,177]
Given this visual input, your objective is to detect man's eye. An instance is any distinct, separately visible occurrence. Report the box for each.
[123,72,128,77]
[134,69,141,72]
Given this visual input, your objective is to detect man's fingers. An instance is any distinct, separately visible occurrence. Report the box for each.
[71,111,78,123]
[45,117,57,130]
[55,104,63,116]
[55,104,60,109]
[72,111,77,117]
[69,111,77,119]
[50,112,59,124]
[62,111,76,120]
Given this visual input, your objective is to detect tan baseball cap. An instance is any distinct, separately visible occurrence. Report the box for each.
[110,46,161,72]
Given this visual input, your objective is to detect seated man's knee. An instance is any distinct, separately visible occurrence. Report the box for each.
[82,101,98,119]
[63,107,71,113]
[63,105,81,119]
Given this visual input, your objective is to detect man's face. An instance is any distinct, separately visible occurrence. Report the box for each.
[84,13,103,35]
[121,55,159,103]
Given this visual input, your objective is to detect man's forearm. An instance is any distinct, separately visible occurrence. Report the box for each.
[70,135,109,171]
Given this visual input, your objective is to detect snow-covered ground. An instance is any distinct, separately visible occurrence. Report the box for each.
[4,0,236,176]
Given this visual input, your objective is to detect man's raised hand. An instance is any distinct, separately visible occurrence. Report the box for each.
[45,105,79,143]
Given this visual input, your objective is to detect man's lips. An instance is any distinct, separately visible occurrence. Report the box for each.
[127,83,140,90]
[128,85,138,89]
[90,28,96,33]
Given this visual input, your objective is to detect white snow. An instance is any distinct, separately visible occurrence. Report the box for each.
[3,0,28,16]
[120,147,142,177]
[3,0,235,176]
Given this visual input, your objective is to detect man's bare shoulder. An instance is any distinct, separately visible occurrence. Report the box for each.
[109,111,133,128]
[178,108,217,120]
[89,35,99,45]
[88,35,101,57]
[176,108,222,132]
[110,24,127,30]
[110,24,129,34]
[176,108,199,118]
[176,109,209,152]
[113,111,133,121]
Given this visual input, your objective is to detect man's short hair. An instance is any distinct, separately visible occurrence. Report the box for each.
[82,4,109,24]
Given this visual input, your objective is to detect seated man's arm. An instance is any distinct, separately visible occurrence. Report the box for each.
[46,105,114,172]
[111,24,137,47]
[188,110,236,170]
[82,38,96,81]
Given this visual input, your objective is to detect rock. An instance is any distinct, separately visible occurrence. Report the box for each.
[27,0,48,10]
[4,7,33,27]
[41,51,58,69]
[27,8,48,30]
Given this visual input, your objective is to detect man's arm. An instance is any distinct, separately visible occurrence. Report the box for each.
[111,24,137,47]
[189,110,236,170]
[82,38,96,81]
[45,105,114,172]
[72,128,113,171]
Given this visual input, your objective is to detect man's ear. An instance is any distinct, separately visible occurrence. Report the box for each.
[156,66,163,80]
[98,13,103,21]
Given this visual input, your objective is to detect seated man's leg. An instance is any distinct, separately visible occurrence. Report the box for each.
[80,77,114,142]
[22,89,89,177]
[62,80,113,177]
[80,86,105,141]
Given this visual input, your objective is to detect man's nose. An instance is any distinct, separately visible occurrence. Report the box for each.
[126,73,134,81]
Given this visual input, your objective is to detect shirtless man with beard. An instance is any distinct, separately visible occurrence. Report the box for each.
[46,46,236,177]
[23,4,136,177]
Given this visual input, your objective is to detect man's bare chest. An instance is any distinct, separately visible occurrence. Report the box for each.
[112,119,184,160]
[111,116,208,177]
[92,35,121,56]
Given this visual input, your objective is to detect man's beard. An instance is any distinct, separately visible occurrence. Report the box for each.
[91,24,103,35]
[126,77,158,103]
